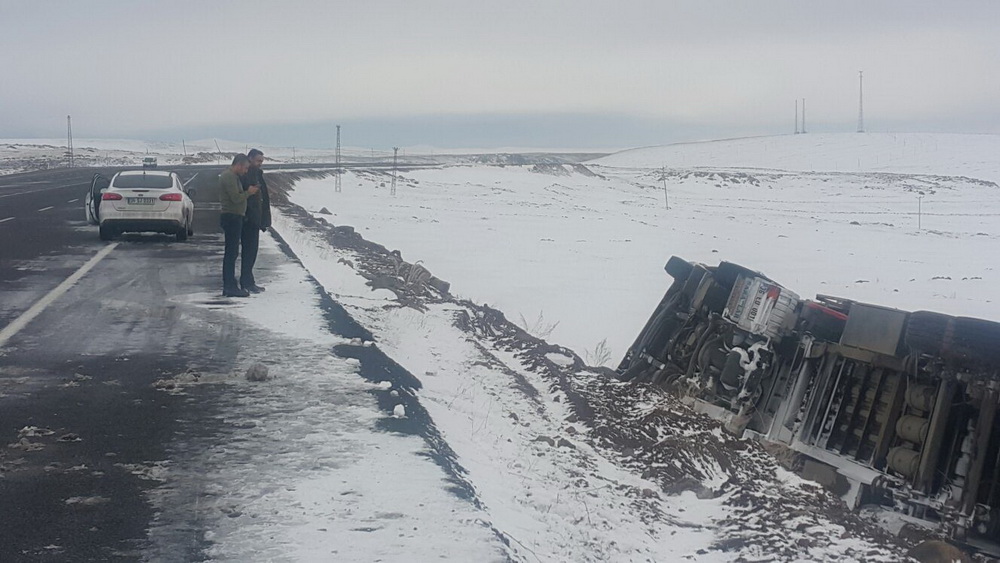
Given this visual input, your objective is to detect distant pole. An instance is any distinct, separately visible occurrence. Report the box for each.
[214,139,223,164]
[795,100,799,134]
[66,115,74,167]
[292,146,296,163]
[662,166,669,209]
[918,195,923,230]
[857,71,865,133]
[391,147,399,196]
[801,98,806,134]
[335,125,342,193]
[182,139,187,156]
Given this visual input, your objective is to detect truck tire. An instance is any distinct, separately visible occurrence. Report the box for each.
[713,261,756,291]
[906,312,1000,366]
[904,311,951,356]
[947,317,1000,365]
[665,256,694,281]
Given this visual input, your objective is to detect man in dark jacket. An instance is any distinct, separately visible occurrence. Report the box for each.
[238,148,272,293]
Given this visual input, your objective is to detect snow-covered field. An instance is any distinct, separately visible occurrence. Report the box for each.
[285,132,1000,364]
[0,138,599,175]
[262,207,905,562]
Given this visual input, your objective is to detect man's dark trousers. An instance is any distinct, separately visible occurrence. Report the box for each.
[220,213,243,291]
[240,220,259,289]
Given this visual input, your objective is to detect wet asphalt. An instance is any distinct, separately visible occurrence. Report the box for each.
[0,166,241,560]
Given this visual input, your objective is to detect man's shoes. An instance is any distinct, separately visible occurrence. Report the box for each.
[223,287,251,298]
[243,284,266,294]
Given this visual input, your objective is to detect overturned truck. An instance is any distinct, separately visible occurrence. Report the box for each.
[618,256,1000,553]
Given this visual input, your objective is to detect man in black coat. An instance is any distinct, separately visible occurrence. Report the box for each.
[238,148,272,293]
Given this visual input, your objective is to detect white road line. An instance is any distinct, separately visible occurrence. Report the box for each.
[0,182,87,199]
[0,243,118,349]
[0,217,14,224]
[37,206,54,212]
[183,172,199,187]
[0,180,50,188]
[68,198,79,203]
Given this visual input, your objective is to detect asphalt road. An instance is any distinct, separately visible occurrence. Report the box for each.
[0,165,244,560]
[0,164,481,561]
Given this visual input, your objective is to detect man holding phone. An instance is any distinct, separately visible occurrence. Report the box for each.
[219,154,260,297]
[239,148,271,293]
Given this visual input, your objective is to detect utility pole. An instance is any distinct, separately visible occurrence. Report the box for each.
[391,147,399,196]
[918,195,923,230]
[857,71,865,133]
[182,139,187,157]
[292,146,296,164]
[66,115,74,167]
[801,98,806,134]
[335,125,342,193]
[795,100,799,134]
[661,166,669,209]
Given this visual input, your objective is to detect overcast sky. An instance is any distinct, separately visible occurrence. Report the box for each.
[1,1,998,149]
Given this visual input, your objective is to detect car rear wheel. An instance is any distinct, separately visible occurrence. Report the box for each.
[176,226,188,242]
[99,224,115,241]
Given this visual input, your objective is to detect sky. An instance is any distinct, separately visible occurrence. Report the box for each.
[1,0,998,150]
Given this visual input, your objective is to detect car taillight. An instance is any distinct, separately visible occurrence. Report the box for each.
[159,193,183,201]
[102,193,123,200]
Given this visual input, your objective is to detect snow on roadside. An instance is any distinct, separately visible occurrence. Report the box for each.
[267,206,908,562]
[143,237,506,562]
[271,209,724,561]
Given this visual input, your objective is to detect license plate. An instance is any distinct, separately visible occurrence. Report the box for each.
[127,197,155,205]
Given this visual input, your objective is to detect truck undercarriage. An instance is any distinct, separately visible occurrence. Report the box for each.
[618,256,1000,554]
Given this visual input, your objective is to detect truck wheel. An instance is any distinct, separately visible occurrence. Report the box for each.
[99,224,115,241]
[665,256,694,281]
[946,317,1000,365]
[904,311,951,356]
[713,261,756,291]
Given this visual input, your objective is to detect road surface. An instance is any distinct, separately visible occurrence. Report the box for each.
[0,166,236,559]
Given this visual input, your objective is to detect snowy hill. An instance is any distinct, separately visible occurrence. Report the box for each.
[595,132,1000,182]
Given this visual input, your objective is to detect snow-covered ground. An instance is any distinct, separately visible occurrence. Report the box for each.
[0,138,602,175]
[16,132,992,560]
[601,132,1000,181]
[142,238,506,562]
[261,207,905,562]
[283,132,1000,364]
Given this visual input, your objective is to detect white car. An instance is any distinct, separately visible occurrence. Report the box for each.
[88,170,195,241]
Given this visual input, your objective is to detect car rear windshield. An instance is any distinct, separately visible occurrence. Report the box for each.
[113,174,173,189]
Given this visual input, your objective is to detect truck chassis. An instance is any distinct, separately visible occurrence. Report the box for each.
[618,256,1000,553]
